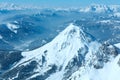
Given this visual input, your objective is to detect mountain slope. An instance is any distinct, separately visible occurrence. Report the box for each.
[1,24,118,80]
[69,54,120,80]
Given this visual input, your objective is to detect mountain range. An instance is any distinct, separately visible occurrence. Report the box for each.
[0,4,120,80]
[0,23,119,80]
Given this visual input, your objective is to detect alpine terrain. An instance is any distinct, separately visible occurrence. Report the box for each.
[0,23,119,80]
[0,3,120,80]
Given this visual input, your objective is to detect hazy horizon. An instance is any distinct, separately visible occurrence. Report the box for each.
[0,0,120,8]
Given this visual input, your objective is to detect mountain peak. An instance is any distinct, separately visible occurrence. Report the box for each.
[52,23,93,47]
[2,23,118,80]
[80,4,120,13]
[13,23,95,70]
[53,23,80,43]
[21,24,92,67]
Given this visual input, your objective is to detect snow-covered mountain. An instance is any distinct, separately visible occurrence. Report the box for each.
[1,3,120,13]
[1,24,119,80]
[79,4,120,13]
[0,3,23,10]
[79,4,120,18]
[0,4,120,80]
[0,5,120,51]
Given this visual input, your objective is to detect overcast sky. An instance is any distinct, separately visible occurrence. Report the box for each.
[0,0,120,8]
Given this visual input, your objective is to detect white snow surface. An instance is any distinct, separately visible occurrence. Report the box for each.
[13,23,120,80]
[114,43,120,49]
[79,4,108,13]
[69,54,120,80]
[79,4,120,13]
[0,3,22,10]
[16,23,87,67]
[114,12,120,17]
[6,23,19,33]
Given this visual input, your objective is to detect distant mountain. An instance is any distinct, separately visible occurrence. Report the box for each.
[0,5,120,51]
[0,5,120,80]
[0,3,23,10]
[0,3,41,10]
[1,24,119,80]
[79,4,120,13]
